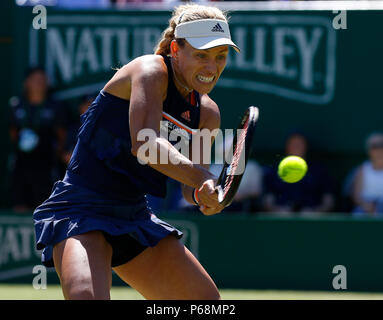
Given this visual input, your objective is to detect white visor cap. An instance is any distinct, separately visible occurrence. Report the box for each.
[174,19,240,53]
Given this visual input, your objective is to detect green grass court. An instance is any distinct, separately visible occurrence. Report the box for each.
[0,285,382,300]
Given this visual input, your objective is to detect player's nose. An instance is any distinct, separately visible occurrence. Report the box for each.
[205,59,218,75]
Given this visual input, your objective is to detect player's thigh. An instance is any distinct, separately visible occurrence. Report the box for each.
[53,230,113,300]
[113,235,220,300]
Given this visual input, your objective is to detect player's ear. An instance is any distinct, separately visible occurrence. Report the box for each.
[170,40,178,58]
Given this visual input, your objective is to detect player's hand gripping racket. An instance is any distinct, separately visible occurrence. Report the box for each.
[216,106,259,207]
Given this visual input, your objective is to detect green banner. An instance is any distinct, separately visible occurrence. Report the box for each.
[1,212,383,292]
[30,13,335,104]
[0,215,47,283]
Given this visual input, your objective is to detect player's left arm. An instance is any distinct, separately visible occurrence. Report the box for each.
[181,94,223,215]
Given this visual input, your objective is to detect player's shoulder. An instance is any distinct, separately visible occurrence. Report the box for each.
[199,94,220,130]
[200,94,218,110]
[104,54,168,100]
[130,54,168,79]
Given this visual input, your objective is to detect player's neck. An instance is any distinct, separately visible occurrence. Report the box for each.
[170,58,193,97]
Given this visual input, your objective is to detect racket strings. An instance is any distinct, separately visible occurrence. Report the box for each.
[222,118,249,197]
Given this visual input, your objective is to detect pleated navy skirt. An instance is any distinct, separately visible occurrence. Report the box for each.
[33,173,183,268]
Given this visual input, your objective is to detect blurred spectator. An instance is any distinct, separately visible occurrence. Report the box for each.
[341,164,358,212]
[210,160,263,213]
[166,136,263,214]
[218,136,263,212]
[262,132,335,216]
[8,67,68,213]
[349,133,383,217]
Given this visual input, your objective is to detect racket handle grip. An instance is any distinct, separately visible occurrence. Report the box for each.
[215,185,224,204]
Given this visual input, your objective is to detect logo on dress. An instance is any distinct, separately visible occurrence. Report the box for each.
[180,110,191,121]
[211,23,224,33]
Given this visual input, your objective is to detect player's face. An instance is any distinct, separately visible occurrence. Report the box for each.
[173,41,229,95]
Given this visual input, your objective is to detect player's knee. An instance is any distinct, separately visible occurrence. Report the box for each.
[65,286,93,300]
[197,287,221,300]
[200,291,221,300]
[65,286,110,300]
[62,276,110,300]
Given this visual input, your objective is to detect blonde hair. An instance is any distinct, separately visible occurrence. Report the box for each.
[154,4,228,56]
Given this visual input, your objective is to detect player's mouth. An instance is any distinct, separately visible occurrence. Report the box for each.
[197,75,215,83]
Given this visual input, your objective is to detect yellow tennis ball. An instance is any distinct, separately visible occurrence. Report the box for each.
[278,156,308,183]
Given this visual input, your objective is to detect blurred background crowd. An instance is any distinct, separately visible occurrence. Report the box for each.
[8,66,383,217]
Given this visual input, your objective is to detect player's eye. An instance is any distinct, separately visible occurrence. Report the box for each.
[196,52,207,59]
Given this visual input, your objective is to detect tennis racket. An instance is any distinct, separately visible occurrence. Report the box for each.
[215,106,259,207]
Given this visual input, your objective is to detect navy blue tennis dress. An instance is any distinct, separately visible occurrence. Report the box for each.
[33,55,201,268]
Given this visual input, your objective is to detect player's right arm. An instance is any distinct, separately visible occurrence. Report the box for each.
[105,55,215,189]
[180,94,224,215]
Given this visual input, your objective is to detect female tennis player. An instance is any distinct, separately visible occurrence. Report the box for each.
[33,4,240,300]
